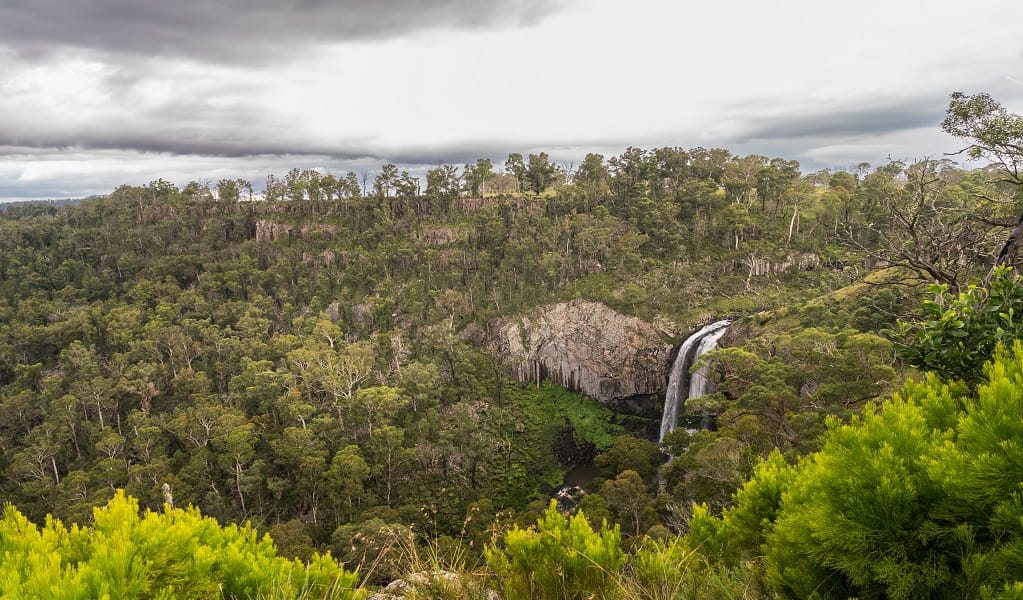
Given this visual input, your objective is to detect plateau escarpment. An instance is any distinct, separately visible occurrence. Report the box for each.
[486,300,675,418]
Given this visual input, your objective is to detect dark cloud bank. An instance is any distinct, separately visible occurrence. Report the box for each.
[739,100,944,143]
[0,0,562,62]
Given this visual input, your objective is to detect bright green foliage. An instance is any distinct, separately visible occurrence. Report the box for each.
[626,537,771,600]
[0,490,362,600]
[696,344,1023,599]
[486,500,625,600]
[544,386,625,454]
[764,396,955,598]
[687,450,797,564]
[893,266,1023,383]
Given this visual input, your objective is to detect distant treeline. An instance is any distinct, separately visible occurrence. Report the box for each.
[0,197,86,213]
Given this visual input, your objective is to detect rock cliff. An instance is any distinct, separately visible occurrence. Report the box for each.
[487,300,674,417]
[254,219,341,242]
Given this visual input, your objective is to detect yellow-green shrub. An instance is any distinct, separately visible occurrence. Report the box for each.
[0,490,362,600]
[486,500,624,600]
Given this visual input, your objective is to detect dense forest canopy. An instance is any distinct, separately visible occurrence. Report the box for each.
[1,92,1022,598]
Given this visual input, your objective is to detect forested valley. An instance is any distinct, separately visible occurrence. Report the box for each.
[2,92,1023,599]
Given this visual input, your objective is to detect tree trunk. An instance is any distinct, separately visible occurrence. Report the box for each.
[985,214,1023,286]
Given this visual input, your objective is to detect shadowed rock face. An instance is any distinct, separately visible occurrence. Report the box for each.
[487,300,674,417]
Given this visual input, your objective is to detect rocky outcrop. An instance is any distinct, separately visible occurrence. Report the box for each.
[254,219,341,242]
[740,252,821,277]
[255,219,293,242]
[139,205,179,224]
[415,226,464,245]
[368,572,500,600]
[487,300,674,417]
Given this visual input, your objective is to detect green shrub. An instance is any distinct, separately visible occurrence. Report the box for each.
[627,537,770,600]
[0,490,362,600]
[893,266,1023,383]
[699,343,1023,599]
[486,500,625,600]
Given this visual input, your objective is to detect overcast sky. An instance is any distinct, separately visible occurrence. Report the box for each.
[2,0,1023,200]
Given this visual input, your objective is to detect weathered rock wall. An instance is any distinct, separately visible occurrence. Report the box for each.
[740,252,821,276]
[254,219,341,242]
[487,300,674,417]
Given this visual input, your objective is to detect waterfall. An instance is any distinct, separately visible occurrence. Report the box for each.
[659,319,732,443]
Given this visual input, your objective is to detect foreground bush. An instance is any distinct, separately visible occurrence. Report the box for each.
[0,490,362,600]
[486,500,624,600]
[625,537,772,600]
[690,343,1023,599]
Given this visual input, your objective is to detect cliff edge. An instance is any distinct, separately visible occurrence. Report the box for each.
[486,300,674,417]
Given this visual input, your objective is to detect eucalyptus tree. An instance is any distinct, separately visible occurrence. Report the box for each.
[464,158,494,197]
[943,91,1023,281]
[524,153,559,194]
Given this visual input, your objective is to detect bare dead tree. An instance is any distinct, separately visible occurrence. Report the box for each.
[845,159,1002,295]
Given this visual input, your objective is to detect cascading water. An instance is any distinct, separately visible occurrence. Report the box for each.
[659,319,732,443]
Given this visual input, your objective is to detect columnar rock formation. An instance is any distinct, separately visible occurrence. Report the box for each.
[487,300,674,416]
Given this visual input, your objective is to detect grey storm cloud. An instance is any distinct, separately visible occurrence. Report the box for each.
[0,128,377,161]
[0,122,510,167]
[0,135,351,161]
[739,101,944,142]
[0,0,562,62]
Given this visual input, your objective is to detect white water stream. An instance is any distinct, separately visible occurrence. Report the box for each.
[658,319,731,443]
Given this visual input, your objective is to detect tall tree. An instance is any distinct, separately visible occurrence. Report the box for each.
[943,92,1023,280]
[217,179,240,203]
[524,153,559,194]
[573,153,610,204]
[464,159,494,197]
[505,153,526,192]
[373,164,400,198]
[426,164,461,200]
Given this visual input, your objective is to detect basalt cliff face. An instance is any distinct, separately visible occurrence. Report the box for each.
[486,300,674,418]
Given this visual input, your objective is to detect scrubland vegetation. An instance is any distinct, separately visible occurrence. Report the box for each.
[1,92,1022,598]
